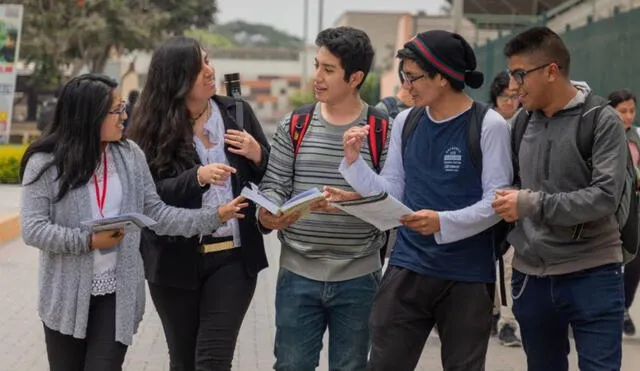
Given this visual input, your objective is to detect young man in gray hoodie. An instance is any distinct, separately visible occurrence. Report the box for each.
[493,27,627,371]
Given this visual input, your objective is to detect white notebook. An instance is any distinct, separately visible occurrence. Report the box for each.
[81,213,157,232]
[241,182,324,218]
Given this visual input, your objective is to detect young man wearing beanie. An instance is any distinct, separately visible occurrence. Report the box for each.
[493,27,627,371]
[339,30,512,370]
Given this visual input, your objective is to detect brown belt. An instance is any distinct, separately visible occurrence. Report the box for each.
[199,240,237,254]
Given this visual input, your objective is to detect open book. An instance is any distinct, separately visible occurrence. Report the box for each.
[240,182,324,218]
[331,192,413,231]
[81,213,157,232]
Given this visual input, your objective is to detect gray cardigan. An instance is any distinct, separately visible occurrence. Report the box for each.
[20,140,222,345]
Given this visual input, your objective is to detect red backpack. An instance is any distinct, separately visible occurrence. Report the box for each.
[289,103,389,173]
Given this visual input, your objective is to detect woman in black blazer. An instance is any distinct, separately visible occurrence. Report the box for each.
[127,36,270,371]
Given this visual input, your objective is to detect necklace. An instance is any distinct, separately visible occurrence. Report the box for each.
[190,102,209,125]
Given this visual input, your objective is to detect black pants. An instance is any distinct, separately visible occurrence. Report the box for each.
[625,254,640,309]
[44,294,127,371]
[367,266,494,371]
[148,248,257,371]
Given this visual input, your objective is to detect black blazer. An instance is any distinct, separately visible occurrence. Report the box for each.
[140,95,271,290]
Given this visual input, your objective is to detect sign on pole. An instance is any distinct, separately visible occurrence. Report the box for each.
[0,4,23,143]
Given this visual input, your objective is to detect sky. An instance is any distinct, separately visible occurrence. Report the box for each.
[216,0,447,42]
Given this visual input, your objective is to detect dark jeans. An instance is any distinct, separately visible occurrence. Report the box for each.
[273,268,380,371]
[512,264,624,371]
[148,248,257,371]
[367,266,494,371]
[43,294,127,371]
[624,254,640,309]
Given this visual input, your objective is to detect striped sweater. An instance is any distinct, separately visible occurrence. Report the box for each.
[259,103,391,281]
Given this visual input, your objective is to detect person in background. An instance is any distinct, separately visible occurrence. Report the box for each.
[19,73,246,371]
[609,88,640,337]
[487,71,523,347]
[127,36,270,371]
[376,83,414,119]
[490,71,521,126]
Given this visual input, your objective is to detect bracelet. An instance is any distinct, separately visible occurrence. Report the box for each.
[88,235,93,251]
[196,166,206,187]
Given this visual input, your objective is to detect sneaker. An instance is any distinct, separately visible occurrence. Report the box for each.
[624,309,636,336]
[490,314,499,337]
[498,324,522,347]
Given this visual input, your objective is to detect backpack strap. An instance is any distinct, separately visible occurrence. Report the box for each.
[289,103,316,156]
[511,109,533,188]
[366,106,390,174]
[401,107,425,159]
[381,96,400,119]
[575,93,610,168]
[467,101,491,173]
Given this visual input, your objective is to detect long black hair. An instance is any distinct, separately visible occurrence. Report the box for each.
[19,74,119,202]
[127,36,204,179]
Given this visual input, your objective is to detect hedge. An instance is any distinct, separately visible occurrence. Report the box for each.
[0,145,27,184]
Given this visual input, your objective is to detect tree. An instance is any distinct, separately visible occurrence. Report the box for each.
[360,72,380,106]
[15,0,218,88]
[153,0,218,35]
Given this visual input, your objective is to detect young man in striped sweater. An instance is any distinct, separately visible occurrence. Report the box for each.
[257,27,391,371]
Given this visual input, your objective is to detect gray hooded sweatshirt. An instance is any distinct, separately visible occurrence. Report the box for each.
[509,82,627,276]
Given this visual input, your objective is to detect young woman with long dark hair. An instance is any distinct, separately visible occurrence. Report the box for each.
[20,73,247,371]
[127,36,270,370]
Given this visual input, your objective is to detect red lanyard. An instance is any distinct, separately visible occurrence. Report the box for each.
[93,152,108,218]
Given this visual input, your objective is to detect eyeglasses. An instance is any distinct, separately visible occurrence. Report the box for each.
[508,63,558,85]
[108,100,128,115]
[498,93,519,102]
[400,71,425,87]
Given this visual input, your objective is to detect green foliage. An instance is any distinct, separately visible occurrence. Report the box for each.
[213,21,302,50]
[360,72,380,106]
[184,29,235,49]
[0,145,27,184]
[289,88,316,110]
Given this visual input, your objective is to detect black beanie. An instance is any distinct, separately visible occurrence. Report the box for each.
[402,30,484,90]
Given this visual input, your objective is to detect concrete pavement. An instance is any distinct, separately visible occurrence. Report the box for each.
[2,176,640,370]
[1,232,640,370]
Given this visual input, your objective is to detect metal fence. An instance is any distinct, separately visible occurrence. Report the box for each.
[470,7,640,102]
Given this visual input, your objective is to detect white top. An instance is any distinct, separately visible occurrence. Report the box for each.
[89,148,122,296]
[193,100,241,246]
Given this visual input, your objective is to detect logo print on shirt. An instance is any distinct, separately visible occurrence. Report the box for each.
[443,147,462,172]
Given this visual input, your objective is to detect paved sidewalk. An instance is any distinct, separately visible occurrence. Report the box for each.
[1,233,640,370]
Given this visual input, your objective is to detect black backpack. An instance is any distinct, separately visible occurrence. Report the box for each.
[380,97,401,119]
[511,93,639,264]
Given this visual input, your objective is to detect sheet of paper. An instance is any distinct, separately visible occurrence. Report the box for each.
[332,193,413,231]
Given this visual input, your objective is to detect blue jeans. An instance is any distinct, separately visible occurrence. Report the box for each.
[512,263,624,371]
[273,268,380,371]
